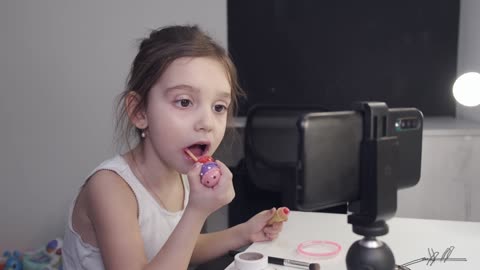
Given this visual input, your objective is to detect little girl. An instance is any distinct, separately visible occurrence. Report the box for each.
[62,25,285,270]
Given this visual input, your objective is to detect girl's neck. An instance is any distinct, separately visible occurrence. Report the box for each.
[125,144,185,212]
[128,144,179,190]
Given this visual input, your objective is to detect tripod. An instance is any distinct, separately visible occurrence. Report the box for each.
[346,102,399,270]
[346,221,395,270]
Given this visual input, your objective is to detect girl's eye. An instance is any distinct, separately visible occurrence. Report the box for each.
[213,104,227,113]
[176,99,192,108]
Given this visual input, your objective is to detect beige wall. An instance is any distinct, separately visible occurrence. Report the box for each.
[0,0,227,250]
[456,0,480,122]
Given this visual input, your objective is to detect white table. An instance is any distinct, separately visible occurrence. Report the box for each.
[225,211,480,270]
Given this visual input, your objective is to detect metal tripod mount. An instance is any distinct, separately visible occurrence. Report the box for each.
[346,102,399,270]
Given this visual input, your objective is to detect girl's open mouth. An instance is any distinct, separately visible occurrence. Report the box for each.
[184,143,209,160]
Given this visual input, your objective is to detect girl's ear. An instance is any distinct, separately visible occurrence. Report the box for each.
[125,91,148,129]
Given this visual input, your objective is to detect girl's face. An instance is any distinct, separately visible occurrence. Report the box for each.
[144,57,231,173]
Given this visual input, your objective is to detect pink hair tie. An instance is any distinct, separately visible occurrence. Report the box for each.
[297,240,342,258]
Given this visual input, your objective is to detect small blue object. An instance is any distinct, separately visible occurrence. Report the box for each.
[2,250,24,270]
[2,238,63,270]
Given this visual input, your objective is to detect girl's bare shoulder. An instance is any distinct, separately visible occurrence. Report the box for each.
[83,169,138,216]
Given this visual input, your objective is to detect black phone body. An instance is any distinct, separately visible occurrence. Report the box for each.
[296,108,423,211]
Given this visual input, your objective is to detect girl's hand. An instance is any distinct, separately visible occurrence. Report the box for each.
[243,208,285,243]
[186,160,235,216]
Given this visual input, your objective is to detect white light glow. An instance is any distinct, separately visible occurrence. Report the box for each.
[453,72,480,107]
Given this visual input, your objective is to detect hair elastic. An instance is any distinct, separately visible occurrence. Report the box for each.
[297,240,342,258]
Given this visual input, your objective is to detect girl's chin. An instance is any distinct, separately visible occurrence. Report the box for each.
[177,161,194,175]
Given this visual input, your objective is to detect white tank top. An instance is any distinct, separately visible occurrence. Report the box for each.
[62,155,190,270]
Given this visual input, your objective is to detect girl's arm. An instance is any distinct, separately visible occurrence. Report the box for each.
[86,170,208,270]
[190,209,284,264]
[87,161,234,270]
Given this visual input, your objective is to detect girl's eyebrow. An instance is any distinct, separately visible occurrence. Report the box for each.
[217,91,232,100]
[165,84,231,99]
[165,84,198,93]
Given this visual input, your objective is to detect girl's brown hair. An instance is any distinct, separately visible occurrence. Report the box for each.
[115,25,244,151]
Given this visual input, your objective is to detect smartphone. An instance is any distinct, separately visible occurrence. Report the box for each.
[295,108,423,211]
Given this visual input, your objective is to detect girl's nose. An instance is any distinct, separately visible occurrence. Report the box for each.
[194,107,214,132]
